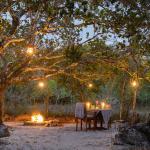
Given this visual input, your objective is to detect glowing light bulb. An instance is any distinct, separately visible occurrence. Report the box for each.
[27,47,34,55]
[88,83,93,88]
[38,82,44,88]
[131,80,138,87]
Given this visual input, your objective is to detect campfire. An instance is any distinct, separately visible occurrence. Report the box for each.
[24,113,46,126]
[31,114,44,123]
[24,113,62,127]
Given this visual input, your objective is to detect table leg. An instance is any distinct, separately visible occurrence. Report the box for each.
[81,119,83,131]
[100,120,103,128]
[94,119,97,130]
[89,121,91,129]
[76,118,78,131]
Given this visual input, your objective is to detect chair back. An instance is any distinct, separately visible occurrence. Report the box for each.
[75,102,86,119]
[96,110,103,120]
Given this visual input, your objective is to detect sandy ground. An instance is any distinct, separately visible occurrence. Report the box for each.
[0,122,117,150]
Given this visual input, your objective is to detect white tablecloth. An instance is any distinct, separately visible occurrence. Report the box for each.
[100,110,112,128]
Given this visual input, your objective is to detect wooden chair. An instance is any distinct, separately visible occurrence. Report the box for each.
[75,102,96,131]
[94,111,103,128]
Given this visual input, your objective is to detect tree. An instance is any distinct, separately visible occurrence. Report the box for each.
[0,0,107,123]
[97,0,150,112]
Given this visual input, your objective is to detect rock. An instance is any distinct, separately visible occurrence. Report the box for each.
[113,134,124,145]
[45,119,63,127]
[114,123,150,148]
[133,123,150,142]
[119,128,149,146]
[146,113,150,124]
[0,124,10,138]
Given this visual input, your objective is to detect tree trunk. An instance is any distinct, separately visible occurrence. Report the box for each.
[0,88,5,124]
[45,97,49,119]
[132,88,137,113]
[79,84,85,102]
[120,80,126,120]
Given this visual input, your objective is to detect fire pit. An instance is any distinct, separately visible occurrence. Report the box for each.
[31,114,44,123]
[24,114,47,126]
[24,114,62,127]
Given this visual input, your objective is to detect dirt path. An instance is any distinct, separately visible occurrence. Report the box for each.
[0,122,116,150]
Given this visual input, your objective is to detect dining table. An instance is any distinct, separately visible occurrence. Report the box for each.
[87,109,112,130]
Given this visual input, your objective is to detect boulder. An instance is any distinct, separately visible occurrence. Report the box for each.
[133,123,150,142]
[118,127,149,146]
[114,123,150,148]
[0,124,10,138]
